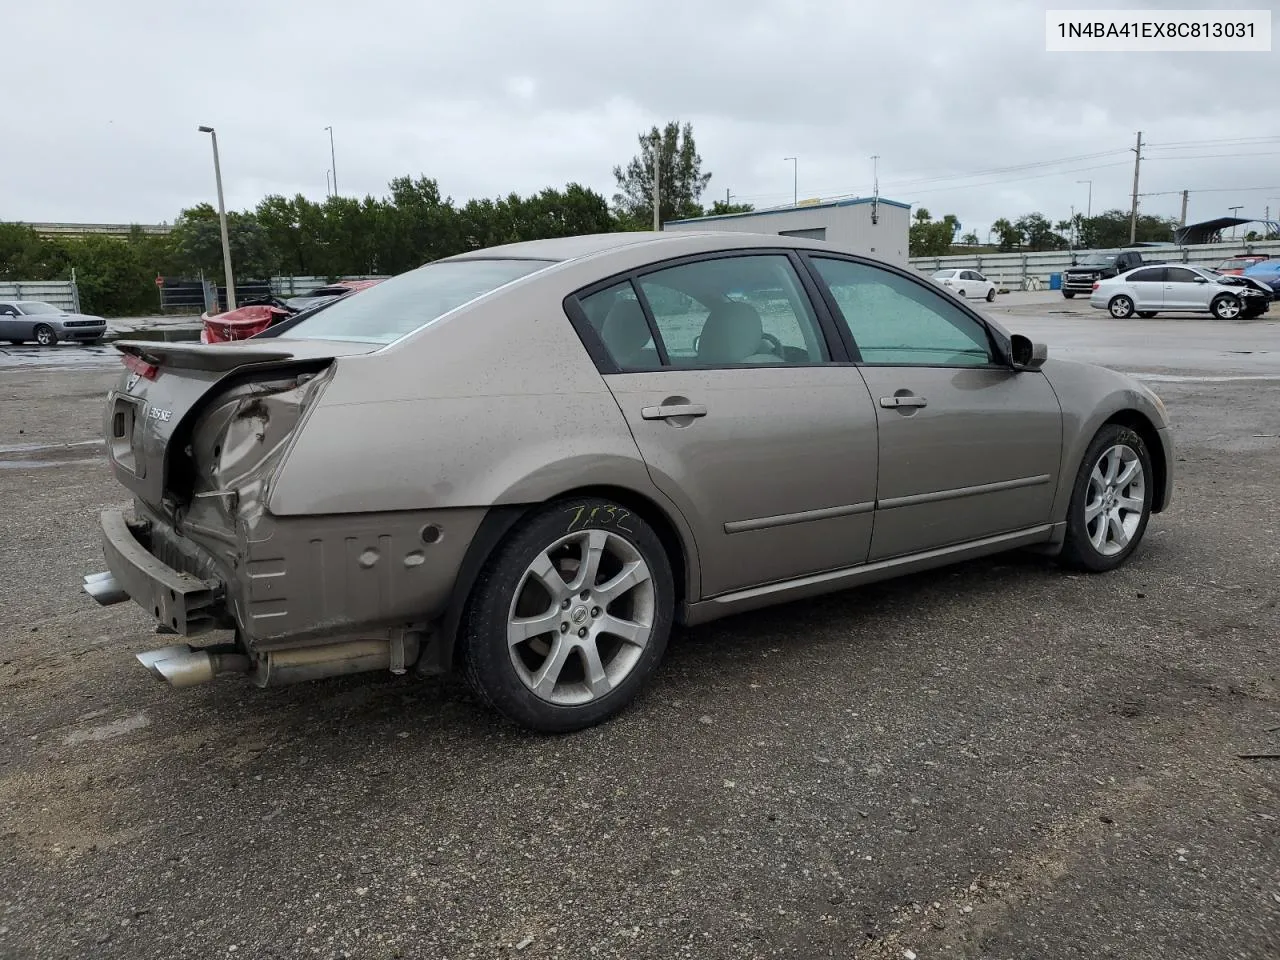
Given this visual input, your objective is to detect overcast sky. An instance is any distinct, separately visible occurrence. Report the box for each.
[5,0,1278,237]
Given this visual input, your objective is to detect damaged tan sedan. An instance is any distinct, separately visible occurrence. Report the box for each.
[84,232,1173,732]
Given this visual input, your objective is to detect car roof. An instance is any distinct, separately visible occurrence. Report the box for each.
[440,230,833,265]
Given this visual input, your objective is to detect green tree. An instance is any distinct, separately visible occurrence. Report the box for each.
[1076,209,1178,248]
[171,204,273,279]
[990,217,1022,252]
[1015,212,1065,251]
[706,200,755,216]
[960,230,980,246]
[612,121,712,228]
[909,209,961,256]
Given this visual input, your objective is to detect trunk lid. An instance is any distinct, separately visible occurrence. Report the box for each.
[105,338,376,511]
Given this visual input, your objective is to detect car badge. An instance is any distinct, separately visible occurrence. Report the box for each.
[126,372,141,391]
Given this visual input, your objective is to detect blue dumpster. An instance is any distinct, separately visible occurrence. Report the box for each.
[1048,272,1062,290]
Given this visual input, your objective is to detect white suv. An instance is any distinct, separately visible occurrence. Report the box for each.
[1090,265,1272,320]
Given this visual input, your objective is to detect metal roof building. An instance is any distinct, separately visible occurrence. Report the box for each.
[663,196,911,265]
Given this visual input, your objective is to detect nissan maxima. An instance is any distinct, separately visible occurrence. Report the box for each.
[83,231,1174,732]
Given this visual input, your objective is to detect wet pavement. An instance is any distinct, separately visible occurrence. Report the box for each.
[1,299,1277,960]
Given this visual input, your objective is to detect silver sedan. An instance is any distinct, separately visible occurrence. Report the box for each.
[1090,265,1272,320]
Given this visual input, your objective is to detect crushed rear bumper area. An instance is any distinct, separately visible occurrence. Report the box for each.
[86,509,226,634]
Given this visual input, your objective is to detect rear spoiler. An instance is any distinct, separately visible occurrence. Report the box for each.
[113,338,377,373]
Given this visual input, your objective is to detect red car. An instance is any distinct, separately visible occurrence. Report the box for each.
[1214,254,1270,276]
[200,279,383,343]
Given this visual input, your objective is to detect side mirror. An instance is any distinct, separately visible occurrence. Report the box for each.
[1010,334,1048,370]
[1194,277,1209,283]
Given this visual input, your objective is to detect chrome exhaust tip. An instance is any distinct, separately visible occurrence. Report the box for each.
[136,644,196,680]
[136,644,251,687]
[83,571,128,606]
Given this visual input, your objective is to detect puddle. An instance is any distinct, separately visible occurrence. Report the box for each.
[111,327,201,343]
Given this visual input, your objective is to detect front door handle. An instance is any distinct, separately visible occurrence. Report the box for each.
[641,403,707,420]
[879,395,928,409]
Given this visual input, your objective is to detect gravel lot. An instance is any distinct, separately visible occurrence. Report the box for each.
[1,298,1277,959]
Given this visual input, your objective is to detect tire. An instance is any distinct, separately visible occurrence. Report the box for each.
[1059,424,1154,573]
[461,497,675,733]
[1108,295,1135,319]
[1211,294,1242,320]
[33,324,57,346]
[1063,291,1076,299]
[1137,311,1157,319]
[957,289,967,298]
[986,288,996,302]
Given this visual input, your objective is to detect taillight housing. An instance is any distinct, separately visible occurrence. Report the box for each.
[121,352,158,380]
[1092,281,1100,290]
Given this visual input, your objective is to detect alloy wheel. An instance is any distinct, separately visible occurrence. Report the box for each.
[1083,443,1146,557]
[507,528,656,706]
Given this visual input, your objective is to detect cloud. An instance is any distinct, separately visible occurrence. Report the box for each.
[4,0,1278,234]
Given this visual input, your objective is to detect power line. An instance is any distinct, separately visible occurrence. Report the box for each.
[1145,135,1280,148]
[1137,151,1280,162]
[1140,185,1280,196]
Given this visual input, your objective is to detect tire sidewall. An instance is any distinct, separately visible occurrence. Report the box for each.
[1062,425,1154,572]
[1212,294,1240,320]
[462,497,675,733]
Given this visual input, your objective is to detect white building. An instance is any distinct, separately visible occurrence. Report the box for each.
[664,196,911,265]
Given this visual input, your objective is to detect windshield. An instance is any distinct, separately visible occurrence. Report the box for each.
[282,259,555,344]
[1077,255,1117,266]
[16,301,59,315]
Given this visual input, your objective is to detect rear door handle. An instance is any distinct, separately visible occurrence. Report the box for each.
[641,403,707,420]
[879,396,928,409]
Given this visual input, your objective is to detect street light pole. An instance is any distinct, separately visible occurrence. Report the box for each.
[1076,180,1092,219]
[784,157,797,206]
[1228,205,1243,239]
[197,125,235,311]
[325,126,338,196]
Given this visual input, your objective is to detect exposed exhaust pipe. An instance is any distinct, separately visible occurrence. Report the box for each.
[83,571,129,606]
[135,643,251,688]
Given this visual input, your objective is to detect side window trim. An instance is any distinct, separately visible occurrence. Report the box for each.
[798,251,1008,370]
[628,277,671,367]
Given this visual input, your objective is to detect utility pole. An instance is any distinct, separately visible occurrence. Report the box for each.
[326,169,332,198]
[1180,190,1189,227]
[784,157,797,206]
[652,147,661,231]
[1128,131,1142,245]
[325,126,337,196]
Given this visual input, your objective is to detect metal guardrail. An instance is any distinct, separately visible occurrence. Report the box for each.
[0,280,80,312]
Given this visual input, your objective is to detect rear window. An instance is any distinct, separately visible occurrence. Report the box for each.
[281,259,554,344]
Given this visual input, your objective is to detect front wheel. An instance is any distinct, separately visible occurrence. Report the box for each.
[985,288,996,302]
[34,324,57,346]
[1063,291,1076,299]
[462,498,675,733]
[957,289,967,298]
[1059,424,1153,572]
[1212,294,1242,320]
[1108,296,1135,319]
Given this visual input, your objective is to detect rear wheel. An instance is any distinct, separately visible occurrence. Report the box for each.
[1108,296,1135,319]
[1137,311,1157,319]
[1212,294,1242,320]
[957,289,967,298]
[462,497,675,733]
[1059,424,1153,572]
[34,324,57,346]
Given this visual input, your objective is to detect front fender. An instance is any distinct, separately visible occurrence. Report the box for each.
[1041,359,1173,519]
